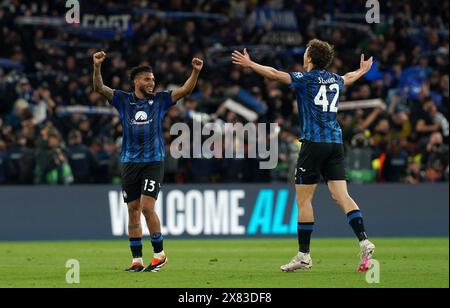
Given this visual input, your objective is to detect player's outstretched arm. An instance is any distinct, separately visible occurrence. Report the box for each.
[172,58,204,102]
[232,48,292,85]
[93,51,114,102]
[342,54,373,87]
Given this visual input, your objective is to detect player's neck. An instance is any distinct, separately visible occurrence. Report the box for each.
[134,91,147,100]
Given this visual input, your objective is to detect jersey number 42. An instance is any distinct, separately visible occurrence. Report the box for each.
[314,84,340,113]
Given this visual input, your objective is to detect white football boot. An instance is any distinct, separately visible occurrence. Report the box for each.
[280,252,313,272]
[358,240,376,272]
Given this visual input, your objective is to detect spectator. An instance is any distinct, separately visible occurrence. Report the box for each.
[390,111,412,141]
[422,132,449,182]
[371,116,393,148]
[381,139,410,182]
[78,117,94,146]
[67,130,95,184]
[35,130,73,185]
[108,138,123,184]
[413,98,446,144]
[346,134,375,183]
[5,135,34,184]
[15,77,33,103]
[5,99,28,131]
[90,138,111,184]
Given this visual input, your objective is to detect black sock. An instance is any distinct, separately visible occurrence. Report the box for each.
[151,233,164,254]
[298,223,314,254]
[347,210,368,242]
[129,238,143,258]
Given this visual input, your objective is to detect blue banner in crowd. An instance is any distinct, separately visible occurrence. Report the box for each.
[236,89,268,115]
[250,8,302,45]
[73,14,133,38]
[133,9,227,21]
[0,58,24,70]
[254,8,299,30]
[16,15,134,39]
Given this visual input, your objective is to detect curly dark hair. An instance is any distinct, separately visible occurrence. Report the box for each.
[306,39,335,70]
[130,66,153,81]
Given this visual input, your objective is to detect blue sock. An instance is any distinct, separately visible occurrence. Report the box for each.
[347,210,368,242]
[151,233,164,254]
[129,238,143,258]
[298,223,314,253]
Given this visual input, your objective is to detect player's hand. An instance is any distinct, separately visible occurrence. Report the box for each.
[93,51,107,67]
[359,54,373,74]
[192,58,204,72]
[232,48,253,68]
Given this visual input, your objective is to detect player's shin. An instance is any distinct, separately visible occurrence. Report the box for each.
[129,238,143,264]
[347,210,368,242]
[151,232,165,257]
[298,223,315,253]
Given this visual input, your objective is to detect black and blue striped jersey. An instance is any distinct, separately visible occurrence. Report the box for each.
[110,90,175,163]
[289,69,344,144]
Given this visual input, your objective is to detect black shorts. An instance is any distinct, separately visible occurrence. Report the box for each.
[295,141,346,185]
[121,162,164,203]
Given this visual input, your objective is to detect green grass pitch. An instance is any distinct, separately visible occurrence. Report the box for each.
[0,238,448,288]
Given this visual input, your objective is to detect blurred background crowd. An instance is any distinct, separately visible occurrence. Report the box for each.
[0,0,448,185]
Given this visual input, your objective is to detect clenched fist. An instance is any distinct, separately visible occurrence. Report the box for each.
[192,58,204,72]
[93,51,107,67]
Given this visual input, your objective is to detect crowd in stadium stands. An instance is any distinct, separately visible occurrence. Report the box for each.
[0,0,448,185]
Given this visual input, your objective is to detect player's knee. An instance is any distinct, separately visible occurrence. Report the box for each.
[331,193,339,203]
[297,198,313,209]
[128,207,141,222]
[142,207,156,218]
[334,194,352,206]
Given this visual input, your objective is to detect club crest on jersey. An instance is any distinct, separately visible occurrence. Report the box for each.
[148,100,154,106]
[293,72,304,79]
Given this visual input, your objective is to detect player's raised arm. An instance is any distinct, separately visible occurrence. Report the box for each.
[171,58,204,102]
[232,48,292,85]
[342,54,373,87]
[92,51,114,102]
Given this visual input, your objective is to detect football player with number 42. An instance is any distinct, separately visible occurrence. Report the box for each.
[232,39,375,273]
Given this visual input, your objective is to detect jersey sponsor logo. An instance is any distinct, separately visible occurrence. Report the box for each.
[135,111,148,121]
[131,111,153,125]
